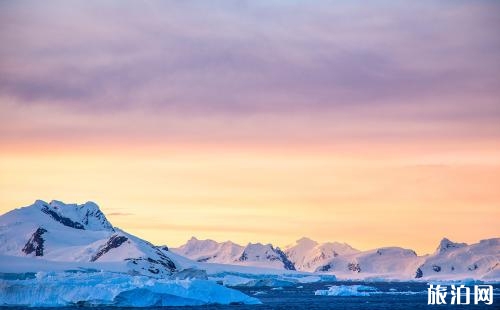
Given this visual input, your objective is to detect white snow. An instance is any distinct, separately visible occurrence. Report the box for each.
[175,235,500,281]
[285,237,359,272]
[417,238,500,281]
[174,237,244,264]
[315,285,377,296]
[1,198,498,308]
[0,200,197,277]
[0,271,260,307]
[0,200,262,306]
[173,238,293,270]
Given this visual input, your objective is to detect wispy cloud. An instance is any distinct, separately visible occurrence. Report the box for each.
[107,212,134,216]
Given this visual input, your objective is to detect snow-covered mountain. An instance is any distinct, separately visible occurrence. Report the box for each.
[0,200,267,306]
[173,237,295,270]
[174,236,500,281]
[311,237,499,281]
[1,200,498,285]
[0,200,195,277]
[174,237,244,264]
[284,237,360,272]
[314,246,425,280]
[415,238,500,281]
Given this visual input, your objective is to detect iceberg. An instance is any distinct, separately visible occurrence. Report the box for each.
[0,271,260,307]
[314,285,377,296]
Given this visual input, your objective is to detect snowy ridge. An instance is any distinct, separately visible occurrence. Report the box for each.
[174,236,500,281]
[285,237,360,272]
[0,200,263,306]
[173,238,295,270]
[36,200,114,231]
[175,237,244,264]
[0,200,195,277]
[0,199,498,307]
[416,238,500,281]
[315,246,425,280]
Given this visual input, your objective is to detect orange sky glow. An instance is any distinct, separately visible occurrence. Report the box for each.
[1,1,499,254]
[1,139,499,254]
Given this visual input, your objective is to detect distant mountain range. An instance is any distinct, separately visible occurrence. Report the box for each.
[172,236,500,281]
[173,237,295,270]
[0,200,498,281]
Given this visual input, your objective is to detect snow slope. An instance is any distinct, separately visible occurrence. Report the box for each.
[175,236,500,281]
[314,238,499,281]
[0,200,264,306]
[0,200,197,278]
[315,246,425,280]
[173,237,295,270]
[415,238,500,281]
[285,237,359,272]
[1,199,498,293]
[174,237,244,264]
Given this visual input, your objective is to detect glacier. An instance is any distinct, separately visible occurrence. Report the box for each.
[0,271,260,307]
[0,200,262,306]
[314,285,378,296]
[0,199,498,307]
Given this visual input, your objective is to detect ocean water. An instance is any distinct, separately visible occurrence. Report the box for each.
[224,281,499,309]
[8,281,498,309]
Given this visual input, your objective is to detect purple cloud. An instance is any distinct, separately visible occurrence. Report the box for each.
[0,0,499,143]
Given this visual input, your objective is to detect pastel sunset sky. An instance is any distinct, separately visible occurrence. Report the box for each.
[0,1,499,254]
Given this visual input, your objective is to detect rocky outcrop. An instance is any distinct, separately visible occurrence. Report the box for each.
[436,238,466,254]
[40,205,85,230]
[22,227,47,256]
[348,262,361,273]
[125,248,177,275]
[275,247,296,271]
[91,235,129,262]
[415,267,423,278]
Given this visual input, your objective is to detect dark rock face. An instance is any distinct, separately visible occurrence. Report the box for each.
[468,264,478,271]
[275,247,296,271]
[157,245,169,252]
[81,208,114,231]
[237,246,296,270]
[348,262,361,273]
[238,252,248,261]
[437,238,466,254]
[197,257,213,263]
[432,265,441,272]
[125,249,177,275]
[415,267,423,278]
[41,205,85,230]
[147,255,177,272]
[91,235,128,262]
[22,227,47,256]
[318,263,333,272]
[148,268,160,274]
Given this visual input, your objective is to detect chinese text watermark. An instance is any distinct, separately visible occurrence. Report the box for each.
[428,284,493,305]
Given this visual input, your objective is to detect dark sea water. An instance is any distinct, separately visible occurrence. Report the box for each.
[8,281,498,310]
[225,281,499,310]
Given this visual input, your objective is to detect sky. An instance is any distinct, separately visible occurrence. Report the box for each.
[0,0,499,254]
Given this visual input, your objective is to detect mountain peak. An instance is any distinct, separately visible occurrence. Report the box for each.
[33,199,114,232]
[436,237,467,254]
